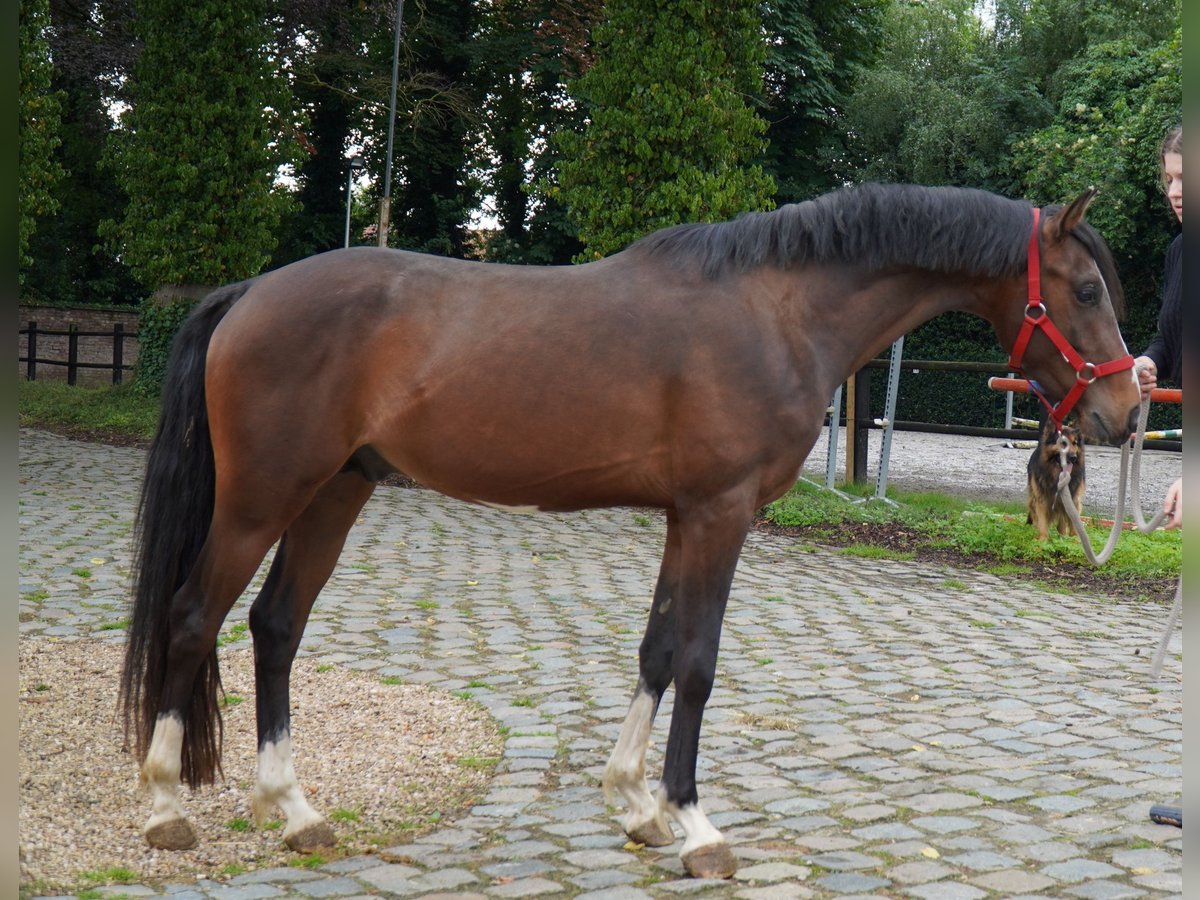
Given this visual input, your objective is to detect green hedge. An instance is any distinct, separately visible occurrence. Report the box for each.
[133,291,198,397]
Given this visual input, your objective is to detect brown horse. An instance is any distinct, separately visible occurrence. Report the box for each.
[121,183,1140,878]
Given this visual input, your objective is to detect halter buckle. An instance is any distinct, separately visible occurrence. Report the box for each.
[1077,362,1097,384]
[1025,301,1046,320]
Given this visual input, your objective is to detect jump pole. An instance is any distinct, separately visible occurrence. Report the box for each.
[987,376,1182,406]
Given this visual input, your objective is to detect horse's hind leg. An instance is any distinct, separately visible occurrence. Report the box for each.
[142,516,290,849]
[248,471,376,850]
[603,513,680,847]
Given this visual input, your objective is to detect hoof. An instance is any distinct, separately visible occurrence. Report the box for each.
[285,821,337,852]
[627,818,675,848]
[682,842,737,879]
[145,817,197,851]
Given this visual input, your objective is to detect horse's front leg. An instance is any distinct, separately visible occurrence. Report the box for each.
[658,496,753,878]
[604,515,679,847]
[248,473,374,851]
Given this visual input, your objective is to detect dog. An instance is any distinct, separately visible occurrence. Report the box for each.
[1026,418,1086,540]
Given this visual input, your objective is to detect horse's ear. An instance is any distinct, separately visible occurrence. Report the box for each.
[1048,188,1097,242]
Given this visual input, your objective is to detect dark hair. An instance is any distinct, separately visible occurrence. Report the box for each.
[634,183,1125,318]
[632,183,1033,281]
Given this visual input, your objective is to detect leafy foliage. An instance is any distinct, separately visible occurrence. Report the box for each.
[473,0,600,264]
[271,0,395,265]
[133,290,201,395]
[100,0,299,288]
[841,0,1044,191]
[759,0,887,203]
[556,0,776,259]
[360,0,483,257]
[19,0,64,279]
[23,3,141,307]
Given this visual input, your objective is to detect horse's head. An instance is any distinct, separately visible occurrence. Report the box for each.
[1002,191,1141,446]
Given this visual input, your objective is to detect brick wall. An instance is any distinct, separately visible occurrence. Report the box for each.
[18,305,141,385]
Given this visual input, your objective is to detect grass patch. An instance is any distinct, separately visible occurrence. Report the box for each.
[457,756,501,769]
[226,817,251,832]
[217,622,249,647]
[99,619,129,631]
[760,478,1181,594]
[289,853,327,869]
[18,380,160,440]
[330,807,361,822]
[839,544,915,561]
[221,694,246,708]
[512,697,535,707]
[79,866,139,886]
[380,675,404,685]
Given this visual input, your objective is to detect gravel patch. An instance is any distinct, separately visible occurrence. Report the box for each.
[19,639,503,893]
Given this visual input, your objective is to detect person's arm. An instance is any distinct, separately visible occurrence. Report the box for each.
[1162,478,1182,529]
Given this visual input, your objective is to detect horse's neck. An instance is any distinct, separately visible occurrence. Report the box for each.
[786,267,1003,391]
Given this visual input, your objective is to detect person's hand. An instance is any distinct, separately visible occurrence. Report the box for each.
[1162,478,1182,529]
[1134,356,1158,401]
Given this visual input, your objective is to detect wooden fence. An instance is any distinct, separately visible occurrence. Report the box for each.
[19,322,138,385]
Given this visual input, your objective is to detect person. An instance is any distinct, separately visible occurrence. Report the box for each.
[1134,125,1182,400]
[1162,477,1182,529]
[1137,127,1183,833]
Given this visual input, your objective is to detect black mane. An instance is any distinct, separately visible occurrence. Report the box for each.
[632,184,1031,279]
[632,182,1124,317]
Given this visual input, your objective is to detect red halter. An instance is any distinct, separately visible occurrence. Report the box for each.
[1006,207,1134,431]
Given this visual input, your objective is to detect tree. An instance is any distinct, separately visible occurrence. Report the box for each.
[556,0,776,260]
[356,0,482,258]
[1013,31,1182,361]
[271,0,394,266]
[840,0,1045,191]
[473,0,600,263]
[23,0,141,306]
[101,0,298,289]
[759,0,887,204]
[19,0,64,281]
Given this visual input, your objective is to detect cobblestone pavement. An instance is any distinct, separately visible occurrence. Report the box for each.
[20,429,1182,899]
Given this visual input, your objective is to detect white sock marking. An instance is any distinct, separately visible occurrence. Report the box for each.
[252,735,326,837]
[603,690,668,835]
[141,714,187,832]
[663,795,725,857]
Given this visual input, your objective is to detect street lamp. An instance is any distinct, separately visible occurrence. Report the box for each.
[344,155,365,248]
[378,0,405,247]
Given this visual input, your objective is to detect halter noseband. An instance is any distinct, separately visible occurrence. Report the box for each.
[1006,207,1134,431]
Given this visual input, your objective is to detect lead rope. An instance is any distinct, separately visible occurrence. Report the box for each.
[1053,369,1180,676]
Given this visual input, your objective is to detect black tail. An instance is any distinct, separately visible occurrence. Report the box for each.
[120,280,253,787]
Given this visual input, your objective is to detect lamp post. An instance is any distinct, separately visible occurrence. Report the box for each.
[344,155,364,248]
[378,0,405,247]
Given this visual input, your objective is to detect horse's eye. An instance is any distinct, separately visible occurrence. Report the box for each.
[1075,285,1098,305]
